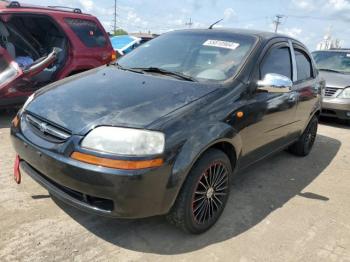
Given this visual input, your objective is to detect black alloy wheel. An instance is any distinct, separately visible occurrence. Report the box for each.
[167,149,232,234]
[289,116,318,156]
[191,161,229,225]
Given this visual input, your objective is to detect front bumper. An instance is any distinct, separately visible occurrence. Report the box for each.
[11,129,175,219]
[322,97,350,120]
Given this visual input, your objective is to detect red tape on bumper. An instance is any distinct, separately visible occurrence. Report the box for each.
[14,155,21,184]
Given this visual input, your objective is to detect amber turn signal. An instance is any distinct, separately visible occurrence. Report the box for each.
[12,115,20,128]
[236,111,244,118]
[71,152,164,170]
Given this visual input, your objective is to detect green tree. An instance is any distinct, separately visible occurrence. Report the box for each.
[112,29,128,36]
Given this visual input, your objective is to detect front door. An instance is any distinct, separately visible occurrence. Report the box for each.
[239,42,299,167]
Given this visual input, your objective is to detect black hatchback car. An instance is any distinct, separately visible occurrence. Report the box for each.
[11,29,322,234]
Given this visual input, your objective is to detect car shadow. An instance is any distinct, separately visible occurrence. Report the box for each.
[0,110,16,129]
[320,116,350,129]
[52,134,340,255]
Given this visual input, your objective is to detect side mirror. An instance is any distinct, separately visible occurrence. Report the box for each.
[257,73,293,93]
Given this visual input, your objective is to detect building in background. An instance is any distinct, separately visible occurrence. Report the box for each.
[317,27,341,50]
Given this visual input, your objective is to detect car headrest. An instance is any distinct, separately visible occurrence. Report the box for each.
[0,21,10,38]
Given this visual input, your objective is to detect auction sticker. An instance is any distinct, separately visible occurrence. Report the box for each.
[203,40,240,50]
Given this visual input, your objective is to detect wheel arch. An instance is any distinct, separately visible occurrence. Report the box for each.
[163,123,242,213]
[209,141,237,170]
[314,109,321,118]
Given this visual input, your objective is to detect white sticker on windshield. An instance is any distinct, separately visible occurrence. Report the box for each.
[347,54,350,57]
[203,40,240,50]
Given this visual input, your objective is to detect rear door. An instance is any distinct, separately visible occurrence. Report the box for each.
[292,43,321,130]
[239,41,299,166]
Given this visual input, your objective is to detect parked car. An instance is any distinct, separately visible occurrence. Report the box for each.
[312,49,350,123]
[110,35,142,56]
[0,1,115,108]
[11,29,322,234]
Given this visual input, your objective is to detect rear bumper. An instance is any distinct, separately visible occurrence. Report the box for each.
[322,98,350,120]
[11,130,175,219]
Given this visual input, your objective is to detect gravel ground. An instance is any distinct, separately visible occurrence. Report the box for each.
[0,111,349,262]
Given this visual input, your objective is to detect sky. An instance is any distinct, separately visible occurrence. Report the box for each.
[20,0,350,50]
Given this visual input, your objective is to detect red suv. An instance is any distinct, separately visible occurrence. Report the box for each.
[0,1,115,107]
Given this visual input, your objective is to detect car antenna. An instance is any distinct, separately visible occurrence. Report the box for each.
[208,18,223,29]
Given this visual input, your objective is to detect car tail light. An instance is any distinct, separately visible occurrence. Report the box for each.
[111,50,117,62]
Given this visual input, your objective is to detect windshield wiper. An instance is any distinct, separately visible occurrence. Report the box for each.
[318,68,344,74]
[131,67,197,82]
[113,62,145,74]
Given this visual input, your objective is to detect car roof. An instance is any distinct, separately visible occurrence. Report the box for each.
[169,28,300,42]
[0,1,92,17]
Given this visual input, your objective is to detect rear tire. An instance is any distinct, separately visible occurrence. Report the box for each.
[289,116,318,157]
[167,149,232,234]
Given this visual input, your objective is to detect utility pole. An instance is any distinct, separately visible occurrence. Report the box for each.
[185,18,193,29]
[273,15,284,33]
[113,0,117,34]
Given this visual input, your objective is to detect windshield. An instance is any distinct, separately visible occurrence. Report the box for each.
[118,31,257,82]
[312,51,350,74]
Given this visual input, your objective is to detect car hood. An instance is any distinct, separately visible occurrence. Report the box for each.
[319,71,350,89]
[26,66,218,134]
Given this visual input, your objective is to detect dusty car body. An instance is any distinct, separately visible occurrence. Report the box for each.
[11,29,322,234]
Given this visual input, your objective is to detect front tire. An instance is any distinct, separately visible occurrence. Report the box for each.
[167,149,232,234]
[289,116,318,156]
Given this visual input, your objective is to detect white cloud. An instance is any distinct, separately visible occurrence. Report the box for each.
[78,0,93,12]
[292,0,316,11]
[327,0,350,10]
[223,7,236,20]
[279,27,303,38]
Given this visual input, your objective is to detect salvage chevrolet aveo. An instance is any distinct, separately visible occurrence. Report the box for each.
[11,29,322,234]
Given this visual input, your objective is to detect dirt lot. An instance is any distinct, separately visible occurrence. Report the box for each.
[0,111,349,262]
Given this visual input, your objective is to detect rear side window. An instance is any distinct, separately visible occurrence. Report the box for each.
[65,18,107,48]
[295,49,313,81]
[260,47,292,79]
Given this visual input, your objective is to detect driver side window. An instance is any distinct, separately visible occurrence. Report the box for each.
[260,46,292,80]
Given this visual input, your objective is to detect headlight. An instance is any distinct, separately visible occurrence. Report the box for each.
[338,87,350,98]
[22,94,35,111]
[81,126,165,156]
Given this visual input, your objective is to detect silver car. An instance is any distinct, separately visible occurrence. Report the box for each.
[312,49,350,123]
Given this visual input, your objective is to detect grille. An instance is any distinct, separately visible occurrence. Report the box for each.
[25,114,71,142]
[324,87,340,97]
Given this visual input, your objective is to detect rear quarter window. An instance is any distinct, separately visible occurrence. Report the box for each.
[65,18,107,48]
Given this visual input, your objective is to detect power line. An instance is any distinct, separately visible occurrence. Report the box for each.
[113,0,117,33]
[273,14,284,33]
